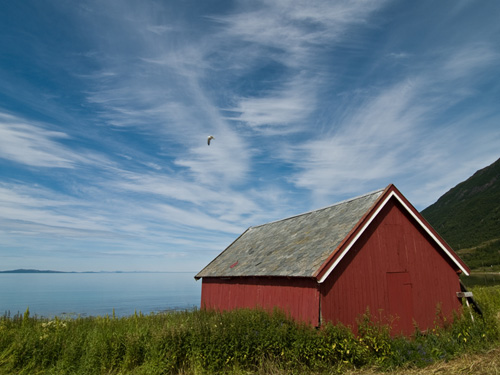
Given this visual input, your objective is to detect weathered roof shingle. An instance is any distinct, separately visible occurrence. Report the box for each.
[195,188,385,279]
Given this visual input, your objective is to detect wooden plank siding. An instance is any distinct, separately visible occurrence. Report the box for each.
[201,277,320,325]
[320,198,463,335]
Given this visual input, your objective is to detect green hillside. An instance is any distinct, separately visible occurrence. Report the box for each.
[421,157,500,271]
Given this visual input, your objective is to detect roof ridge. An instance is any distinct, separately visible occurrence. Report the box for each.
[250,187,386,229]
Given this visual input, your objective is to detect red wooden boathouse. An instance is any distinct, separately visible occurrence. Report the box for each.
[195,184,470,335]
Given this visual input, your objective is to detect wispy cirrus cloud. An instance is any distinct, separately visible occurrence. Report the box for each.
[0,179,243,259]
[0,112,75,168]
[0,111,113,170]
[440,43,499,81]
[211,0,385,66]
[287,80,423,198]
[224,74,318,133]
[0,183,111,236]
[284,41,500,207]
[211,0,388,133]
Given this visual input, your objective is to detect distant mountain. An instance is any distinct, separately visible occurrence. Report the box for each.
[421,157,500,271]
[0,269,65,273]
[0,269,169,274]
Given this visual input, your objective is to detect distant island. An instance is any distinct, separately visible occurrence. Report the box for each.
[0,269,190,274]
[0,269,66,273]
[0,269,116,274]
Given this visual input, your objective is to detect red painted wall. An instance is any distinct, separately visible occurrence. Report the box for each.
[201,277,320,324]
[320,198,463,335]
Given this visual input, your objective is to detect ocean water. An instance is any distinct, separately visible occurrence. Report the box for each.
[0,272,201,318]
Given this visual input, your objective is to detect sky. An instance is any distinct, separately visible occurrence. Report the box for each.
[0,1,499,272]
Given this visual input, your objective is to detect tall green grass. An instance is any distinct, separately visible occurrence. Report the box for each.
[1,286,499,375]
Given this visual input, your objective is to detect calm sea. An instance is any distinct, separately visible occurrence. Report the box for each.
[0,272,201,318]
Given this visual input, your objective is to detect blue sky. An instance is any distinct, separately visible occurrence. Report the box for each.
[1,1,499,272]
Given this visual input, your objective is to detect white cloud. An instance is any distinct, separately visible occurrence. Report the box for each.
[286,80,423,199]
[146,25,172,35]
[212,0,389,133]
[212,0,386,67]
[388,52,411,59]
[281,38,500,206]
[0,112,113,170]
[440,43,499,81]
[0,184,110,235]
[113,171,259,215]
[0,112,74,168]
[226,75,318,132]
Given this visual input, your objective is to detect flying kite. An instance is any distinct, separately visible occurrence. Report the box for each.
[207,135,215,145]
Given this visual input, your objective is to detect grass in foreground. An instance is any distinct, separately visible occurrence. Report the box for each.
[0,286,499,375]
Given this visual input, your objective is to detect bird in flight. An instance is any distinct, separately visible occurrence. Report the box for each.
[207,135,215,145]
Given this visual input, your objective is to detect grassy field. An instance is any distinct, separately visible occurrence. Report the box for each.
[261,347,500,375]
[1,286,499,375]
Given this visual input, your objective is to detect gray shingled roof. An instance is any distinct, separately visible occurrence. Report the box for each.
[196,188,385,279]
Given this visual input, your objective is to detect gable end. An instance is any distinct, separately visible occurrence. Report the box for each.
[317,185,470,283]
